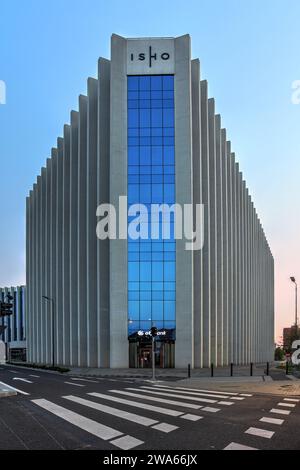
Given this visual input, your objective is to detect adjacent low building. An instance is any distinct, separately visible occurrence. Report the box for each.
[0,286,26,362]
[26,34,274,369]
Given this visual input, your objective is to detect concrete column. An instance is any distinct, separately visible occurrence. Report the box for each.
[191,59,203,368]
[226,141,233,363]
[87,78,99,368]
[215,115,223,366]
[62,127,71,366]
[109,35,128,368]
[208,98,217,366]
[51,150,58,364]
[232,159,238,364]
[97,58,111,368]
[40,168,46,363]
[200,80,211,368]
[69,113,79,367]
[56,138,64,364]
[45,158,52,364]
[175,35,194,368]
[221,129,228,365]
[25,196,31,360]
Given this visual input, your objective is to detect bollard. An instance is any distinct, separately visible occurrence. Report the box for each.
[188,363,191,378]
[266,362,269,376]
[230,363,233,377]
[250,363,253,377]
[211,363,214,377]
[286,360,289,375]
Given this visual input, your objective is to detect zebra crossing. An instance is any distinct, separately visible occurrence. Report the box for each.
[31,384,252,450]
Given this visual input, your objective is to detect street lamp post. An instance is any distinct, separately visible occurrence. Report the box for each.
[290,277,298,328]
[42,295,55,368]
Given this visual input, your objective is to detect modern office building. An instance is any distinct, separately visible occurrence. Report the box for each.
[0,286,26,361]
[26,34,274,369]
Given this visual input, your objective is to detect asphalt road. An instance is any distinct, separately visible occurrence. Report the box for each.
[0,365,299,451]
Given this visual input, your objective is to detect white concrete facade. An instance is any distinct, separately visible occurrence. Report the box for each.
[26,34,274,368]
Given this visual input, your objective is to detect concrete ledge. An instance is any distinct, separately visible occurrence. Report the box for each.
[0,385,17,398]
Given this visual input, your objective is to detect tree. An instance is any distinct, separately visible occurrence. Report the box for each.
[275,347,285,361]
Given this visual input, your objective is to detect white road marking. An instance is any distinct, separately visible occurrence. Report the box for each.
[8,370,19,374]
[260,417,284,426]
[283,398,300,403]
[201,407,220,413]
[109,435,144,450]
[71,378,99,384]
[142,386,229,400]
[13,377,33,384]
[239,394,253,397]
[245,427,274,439]
[0,381,30,396]
[224,442,257,450]
[64,382,85,387]
[277,402,296,408]
[63,395,163,429]
[229,397,245,401]
[180,414,203,421]
[270,408,291,416]
[155,385,239,396]
[29,375,40,378]
[218,401,234,406]
[138,387,217,404]
[111,389,202,409]
[31,399,127,442]
[151,423,178,433]
[88,392,183,417]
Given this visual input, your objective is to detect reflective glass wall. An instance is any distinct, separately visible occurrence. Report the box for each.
[127,75,176,339]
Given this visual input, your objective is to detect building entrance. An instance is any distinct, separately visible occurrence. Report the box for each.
[129,340,175,369]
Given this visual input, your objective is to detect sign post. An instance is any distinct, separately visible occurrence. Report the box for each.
[150,326,158,381]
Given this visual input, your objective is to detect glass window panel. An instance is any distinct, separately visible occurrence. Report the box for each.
[164,282,176,291]
[140,127,151,137]
[151,184,163,203]
[152,252,163,261]
[129,291,140,300]
[152,174,163,184]
[152,99,162,109]
[128,301,139,319]
[140,99,151,109]
[151,76,162,90]
[140,262,151,282]
[164,261,176,282]
[128,282,140,291]
[140,242,151,252]
[128,175,139,184]
[128,262,139,282]
[140,90,150,99]
[140,291,152,301]
[164,321,176,330]
[164,165,175,175]
[152,282,164,291]
[164,136,175,146]
[128,147,139,165]
[128,109,139,128]
[164,184,175,203]
[164,300,175,320]
[128,91,139,100]
[128,242,140,252]
[140,252,152,261]
[128,100,139,109]
[163,147,174,165]
[163,108,174,127]
[163,76,174,90]
[128,128,139,137]
[152,301,163,318]
[152,136,163,146]
[140,165,151,174]
[139,145,151,163]
[152,165,163,175]
[140,321,151,330]
[128,165,139,175]
[164,251,176,261]
[140,300,152,319]
[164,291,176,300]
[140,282,152,291]
[163,90,174,99]
[140,174,151,184]
[151,90,163,99]
[140,137,151,146]
[128,77,139,90]
[152,262,163,282]
[152,291,164,301]
[140,109,151,127]
[139,76,151,90]
[128,252,139,261]
[151,109,163,127]
[128,137,139,146]
[163,99,174,109]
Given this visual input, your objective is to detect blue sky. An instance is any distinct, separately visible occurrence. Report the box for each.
[0,0,299,340]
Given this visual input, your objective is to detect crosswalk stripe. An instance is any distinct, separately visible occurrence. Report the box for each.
[155,385,239,396]
[240,394,253,397]
[277,402,296,408]
[270,408,291,416]
[202,407,220,413]
[88,392,183,417]
[63,395,176,432]
[64,382,85,387]
[109,435,144,450]
[224,442,257,450]
[0,381,29,396]
[71,378,99,384]
[142,385,230,400]
[283,398,299,403]
[228,397,245,401]
[110,389,202,409]
[260,417,284,426]
[137,388,217,404]
[31,398,124,442]
[245,427,274,439]
[180,414,203,421]
[218,401,234,406]
[151,423,178,433]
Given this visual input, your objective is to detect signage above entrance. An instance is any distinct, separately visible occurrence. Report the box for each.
[127,38,175,75]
